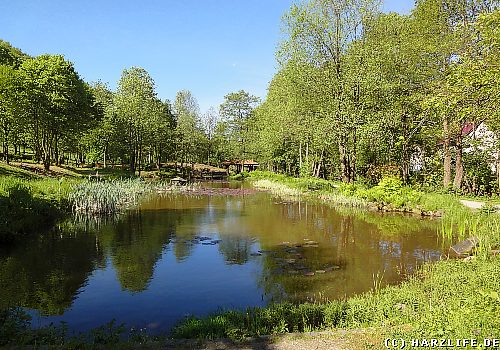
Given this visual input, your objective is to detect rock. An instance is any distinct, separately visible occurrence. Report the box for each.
[304,271,315,276]
[394,303,407,311]
[449,237,479,258]
[315,270,326,274]
[285,259,296,264]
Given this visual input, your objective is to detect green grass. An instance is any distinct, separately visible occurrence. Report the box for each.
[0,176,77,241]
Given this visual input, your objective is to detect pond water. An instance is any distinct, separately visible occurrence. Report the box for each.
[0,182,444,334]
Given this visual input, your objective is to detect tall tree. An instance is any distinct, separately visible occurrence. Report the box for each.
[219,90,259,171]
[0,65,22,164]
[202,107,219,165]
[174,90,205,167]
[279,0,380,182]
[115,67,157,174]
[19,55,93,170]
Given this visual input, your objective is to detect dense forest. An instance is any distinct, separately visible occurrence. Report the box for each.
[1,0,499,195]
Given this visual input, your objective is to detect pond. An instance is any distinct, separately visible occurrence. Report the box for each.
[0,182,444,334]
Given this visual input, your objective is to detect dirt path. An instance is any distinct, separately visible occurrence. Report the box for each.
[143,330,381,350]
[460,199,500,212]
[460,199,486,210]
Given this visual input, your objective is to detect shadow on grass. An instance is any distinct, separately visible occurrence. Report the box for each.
[0,163,38,180]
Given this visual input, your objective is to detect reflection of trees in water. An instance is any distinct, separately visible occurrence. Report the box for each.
[0,230,104,315]
[98,207,214,291]
[99,210,175,292]
[217,235,254,265]
[255,204,443,303]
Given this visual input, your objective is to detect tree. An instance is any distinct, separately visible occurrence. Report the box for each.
[114,67,157,174]
[202,107,219,165]
[0,40,28,68]
[19,55,94,170]
[145,98,175,169]
[78,81,116,167]
[174,90,205,167]
[279,0,380,182]
[417,0,499,189]
[0,65,23,164]
[219,90,259,172]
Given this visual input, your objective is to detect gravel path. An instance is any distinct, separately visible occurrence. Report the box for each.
[460,199,500,212]
[152,330,379,350]
[460,199,486,210]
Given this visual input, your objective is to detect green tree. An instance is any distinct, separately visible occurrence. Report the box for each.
[279,0,380,182]
[174,90,205,168]
[219,90,259,171]
[115,67,158,174]
[0,65,23,164]
[19,55,94,170]
[0,39,28,68]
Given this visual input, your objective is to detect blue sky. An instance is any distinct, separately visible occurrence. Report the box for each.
[0,0,414,113]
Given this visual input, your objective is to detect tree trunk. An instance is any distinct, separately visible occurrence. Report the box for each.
[443,118,452,188]
[103,143,108,168]
[401,114,410,184]
[351,127,357,183]
[3,141,9,164]
[453,133,464,190]
[299,142,303,170]
[54,134,60,166]
[339,139,349,183]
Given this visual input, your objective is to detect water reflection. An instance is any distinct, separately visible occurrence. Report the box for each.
[0,229,104,315]
[0,186,444,332]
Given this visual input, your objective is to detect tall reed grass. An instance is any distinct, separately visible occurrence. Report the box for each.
[69,179,151,215]
[253,179,303,198]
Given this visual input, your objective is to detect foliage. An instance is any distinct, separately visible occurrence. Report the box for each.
[0,176,74,240]
[19,54,94,170]
[174,90,207,166]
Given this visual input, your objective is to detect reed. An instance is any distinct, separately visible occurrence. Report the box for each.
[69,179,151,215]
[252,179,303,198]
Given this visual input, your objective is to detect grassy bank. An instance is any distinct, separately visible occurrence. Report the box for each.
[0,162,156,241]
[0,176,77,241]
